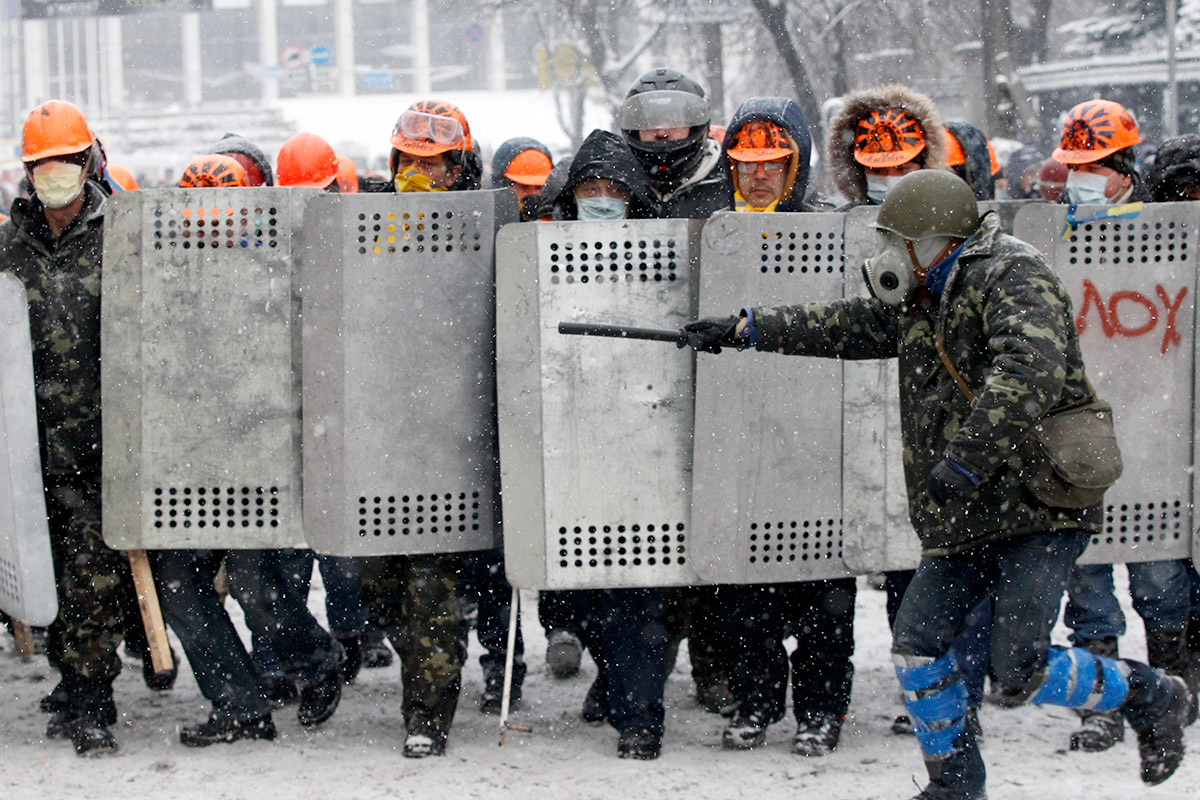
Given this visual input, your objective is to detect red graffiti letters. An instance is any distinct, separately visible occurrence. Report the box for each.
[1075,279,1189,355]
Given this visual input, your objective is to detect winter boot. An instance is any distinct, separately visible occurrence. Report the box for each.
[582,674,609,724]
[480,673,521,715]
[262,675,298,707]
[792,711,843,757]
[545,629,583,679]
[696,678,736,716]
[361,625,393,669]
[69,718,119,757]
[180,714,276,747]
[338,635,363,685]
[403,721,447,758]
[1135,675,1195,785]
[1070,637,1124,752]
[1146,625,1190,680]
[891,714,914,735]
[722,705,781,750]
[297,667,342,727]
[617,728,661,760]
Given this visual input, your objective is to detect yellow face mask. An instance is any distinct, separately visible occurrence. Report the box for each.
[394,165,447,194]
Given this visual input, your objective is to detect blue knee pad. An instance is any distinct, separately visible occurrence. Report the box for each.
[1029,647,1128,712]
[894,651,967,759]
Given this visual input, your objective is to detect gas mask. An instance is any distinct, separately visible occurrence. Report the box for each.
[862,231,956,306]
[1064,170,1110,205]
[576,196,628,221]
[865,173,904,205]
[31,160,86,209]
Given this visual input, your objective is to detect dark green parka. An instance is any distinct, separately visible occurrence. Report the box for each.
[751,211,1102,555]
[0,182,105,477]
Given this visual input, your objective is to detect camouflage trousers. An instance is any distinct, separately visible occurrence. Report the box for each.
[44,476,127,689]
[361,552,464,734]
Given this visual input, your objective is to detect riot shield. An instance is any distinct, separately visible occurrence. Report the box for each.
[497,219,703,590]
[102,188,313,550]
[691,211,851,584]
[301,191,517,556]
[0,273,57,626]
[1015,201,1198,565]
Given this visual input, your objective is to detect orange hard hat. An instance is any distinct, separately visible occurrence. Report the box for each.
[22,100,94,162]
[987,140,1001,175]
[943,130,967,167]
[178,154,248,188]
[276,132,339,188]
[853,108,926,168]
[336,154,359,193]
[1052,99,1142,165]
[503,149,553,186]
[727,119,794,162]
[390,99,472,156]
[108,163,140,191]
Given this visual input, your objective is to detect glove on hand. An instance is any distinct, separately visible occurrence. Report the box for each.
[678,315,741,354]
[928,458,979,505]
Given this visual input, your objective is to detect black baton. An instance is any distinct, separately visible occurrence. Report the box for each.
[557,322,685,344]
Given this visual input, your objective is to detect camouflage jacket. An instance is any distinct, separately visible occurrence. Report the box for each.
[751,211,1102,555]
[0,183,105,477]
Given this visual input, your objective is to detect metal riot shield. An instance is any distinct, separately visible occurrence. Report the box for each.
[0,274,57,626]
[841,201,1048,574]
[301,191,517,557]
[102,188,313,550]
[691,212,851,584]
[496,219,703,590]
[1015,201,1198,565]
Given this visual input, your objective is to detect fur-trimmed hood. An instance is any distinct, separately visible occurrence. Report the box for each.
[827,83,947,205]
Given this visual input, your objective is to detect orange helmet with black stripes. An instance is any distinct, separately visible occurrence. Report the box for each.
[853,108,926,168]
[1052,99,1142,165]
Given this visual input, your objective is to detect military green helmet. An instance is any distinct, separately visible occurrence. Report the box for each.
[874,170,981,240]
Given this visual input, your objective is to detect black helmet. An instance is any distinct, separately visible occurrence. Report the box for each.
[620,68,711,190]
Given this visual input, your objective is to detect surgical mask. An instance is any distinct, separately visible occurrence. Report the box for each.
[576,196,627,221]
[394,165,445,194]
[1064,170,1110,205]
[865,173,903,204]
[31,161,85,209]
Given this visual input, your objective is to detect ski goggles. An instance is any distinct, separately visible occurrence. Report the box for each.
[393,110,467,150]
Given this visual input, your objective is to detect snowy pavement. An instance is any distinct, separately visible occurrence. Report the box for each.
[0,571,1195,800]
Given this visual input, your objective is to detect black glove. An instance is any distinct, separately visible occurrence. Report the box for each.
[928,458,979,505]
[678,315,741,354]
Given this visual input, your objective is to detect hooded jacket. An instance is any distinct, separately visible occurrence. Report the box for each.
[207,132,275,186]
[945,122,995,201]
[827,84,948,207]
[1145,134,1200,202]
[750,212,1100,555]
[553,130,654,221]
[722,97,816,212]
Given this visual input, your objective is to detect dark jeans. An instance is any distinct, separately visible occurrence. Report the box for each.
[566,588,667,735]
[226,548,340,688]
[315,554,369,640]
[887,570,993,708]
[1066,559,1193,642]
[893,530,1170,799]
[151,550,270,720]
[462,548,525,687]
[725,578,856,720]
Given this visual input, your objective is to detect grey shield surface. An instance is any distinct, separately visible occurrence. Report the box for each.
[103,188,311,549]
[0,274,57,626]
[302,191,517,556]
[1016,201,1198,565]
[692,212,851,584]
[497,220,703,590]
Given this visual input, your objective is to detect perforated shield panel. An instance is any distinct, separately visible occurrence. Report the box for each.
[1015,202,1197,565]
[102,188,311,549]
[0,274,56,626]
[301,191,517,556]
[497,220,703,590]
[691,212,851,584]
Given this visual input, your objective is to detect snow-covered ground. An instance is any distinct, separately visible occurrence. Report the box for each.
[0,568,1194,800]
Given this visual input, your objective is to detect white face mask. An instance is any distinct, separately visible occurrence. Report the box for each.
[576,195,628,221]
[865,173,903,204]
[1064,170,1111,205]
[31,161,86,209]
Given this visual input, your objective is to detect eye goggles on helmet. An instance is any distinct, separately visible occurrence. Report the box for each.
[393,109,467,150]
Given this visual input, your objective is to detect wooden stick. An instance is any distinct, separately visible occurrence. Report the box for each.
[11,620,36,659]
[127,549,174,674]
[498,586,532,744]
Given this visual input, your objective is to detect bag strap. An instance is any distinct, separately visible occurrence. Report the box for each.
[934,330,1098,409]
